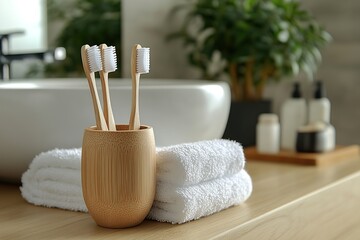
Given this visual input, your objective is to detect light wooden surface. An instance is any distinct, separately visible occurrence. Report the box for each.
[1,156,360,239]
[245,145,360,166]
[220,171,360,239]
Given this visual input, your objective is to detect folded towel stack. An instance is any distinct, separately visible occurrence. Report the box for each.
[20,139,252,224]
[148,139,252,223]
[21,148,87,212]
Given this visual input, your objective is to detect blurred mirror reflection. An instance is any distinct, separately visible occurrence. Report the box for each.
[0,0,121,79]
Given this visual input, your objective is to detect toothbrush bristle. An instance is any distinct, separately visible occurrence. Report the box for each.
[87,45,102,72]
[136,48,150,74]
[103,46,117,73]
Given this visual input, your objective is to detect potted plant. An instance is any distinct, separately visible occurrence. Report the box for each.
[168,0,331,146]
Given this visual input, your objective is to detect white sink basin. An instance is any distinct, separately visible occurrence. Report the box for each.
[0,79,230,182]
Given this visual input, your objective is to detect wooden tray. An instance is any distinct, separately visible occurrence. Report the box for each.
[245,145,360,166]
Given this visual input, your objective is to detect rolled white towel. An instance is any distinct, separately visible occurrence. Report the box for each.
[147,169,252,224]
[156,139,245,186]
[20,148,87,212]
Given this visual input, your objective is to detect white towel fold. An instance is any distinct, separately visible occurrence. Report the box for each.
[147,169,252,224]
[156,139,245,186]
[20,139,251,224]
[20,148,87,212]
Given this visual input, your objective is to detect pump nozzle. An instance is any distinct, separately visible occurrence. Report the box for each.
[291,82,302,98]
[314,80,326,99]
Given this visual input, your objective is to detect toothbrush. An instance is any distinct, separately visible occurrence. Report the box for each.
[129,44,150,130]
[81,44,108,131]
[99,44,117,131]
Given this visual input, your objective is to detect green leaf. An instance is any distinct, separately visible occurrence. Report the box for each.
[311,47,322,63]
[291,61,300,76]
[243,0,258,12]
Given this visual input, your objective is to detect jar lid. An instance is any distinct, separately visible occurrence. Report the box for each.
[258,113,279,124]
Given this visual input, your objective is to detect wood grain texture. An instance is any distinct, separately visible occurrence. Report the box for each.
[81,125,156,228]
[217,171,360,240]
[1,156,360,239]
[129,44,141,130]
[99,43,116,131]
[245,145,360,166]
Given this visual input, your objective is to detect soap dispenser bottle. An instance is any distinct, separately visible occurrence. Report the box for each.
[309,80,331,124]
[280,82,307,150]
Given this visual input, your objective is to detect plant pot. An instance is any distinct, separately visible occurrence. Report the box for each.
[222,100,272,147]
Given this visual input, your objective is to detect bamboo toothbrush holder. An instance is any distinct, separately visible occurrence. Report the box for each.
[81,124,156,228]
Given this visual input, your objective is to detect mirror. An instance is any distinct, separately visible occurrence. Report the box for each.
[0,0,47,79]
[0,0,121,79]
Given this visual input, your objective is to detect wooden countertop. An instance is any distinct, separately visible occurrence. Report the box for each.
[1,155,360,239]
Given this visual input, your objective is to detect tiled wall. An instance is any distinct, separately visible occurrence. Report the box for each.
[123,0,360,144]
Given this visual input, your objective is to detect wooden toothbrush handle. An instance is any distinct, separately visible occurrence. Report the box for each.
[100,71,116,131]
[129,73,140,130]
[87,74,108,131]
[129,44,141,130]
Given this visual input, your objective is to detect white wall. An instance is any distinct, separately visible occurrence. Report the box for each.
[0,0,46,78]
[122,0,199,79]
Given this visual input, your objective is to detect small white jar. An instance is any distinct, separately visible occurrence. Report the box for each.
[256,113,280,154]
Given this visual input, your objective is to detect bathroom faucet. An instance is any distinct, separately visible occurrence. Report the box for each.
[0,30,66,80]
